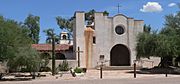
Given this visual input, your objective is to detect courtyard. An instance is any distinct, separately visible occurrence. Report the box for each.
[0,70,180,84]
[37,69,180,80]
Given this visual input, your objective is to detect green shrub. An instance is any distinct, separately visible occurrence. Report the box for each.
[74,67,83,73]
[58,60,69,71]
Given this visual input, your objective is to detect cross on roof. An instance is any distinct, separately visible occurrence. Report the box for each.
[117,4,121,14]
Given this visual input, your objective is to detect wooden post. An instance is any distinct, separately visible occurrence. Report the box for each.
[165,68,168,77]
[98,55,107,79]
[100,62,103,79]
[78,47,80,67]
[32,71,35,79]
[134,62,136,78]
[52,37,55,76]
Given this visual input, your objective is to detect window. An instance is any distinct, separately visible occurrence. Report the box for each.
[93,36,96,44]
[115,25,125,35]
[62,35,67,40]
[99,55,104,61]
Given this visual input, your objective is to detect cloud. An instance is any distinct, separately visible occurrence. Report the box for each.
[168,3,177,7]
[140,2,163,13]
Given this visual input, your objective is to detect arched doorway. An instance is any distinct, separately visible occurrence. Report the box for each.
[110,44,130,66]
[55,53,66,60]
[40,53,51,68]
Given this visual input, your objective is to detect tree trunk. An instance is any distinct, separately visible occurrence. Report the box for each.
[52,37,55,76]
[158,57,173,68]
[0,73,3,80]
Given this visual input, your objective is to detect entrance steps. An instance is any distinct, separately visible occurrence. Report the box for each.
[103,66,142,70]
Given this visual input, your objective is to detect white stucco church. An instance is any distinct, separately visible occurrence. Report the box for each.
[30,11,160,70]
[73,11,145,69]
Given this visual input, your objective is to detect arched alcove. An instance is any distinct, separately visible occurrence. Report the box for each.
[55,53,66,60]
[110,44,130,66]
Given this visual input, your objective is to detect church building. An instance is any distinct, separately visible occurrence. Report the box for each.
[73,11,144,68]
[32,11,159,69]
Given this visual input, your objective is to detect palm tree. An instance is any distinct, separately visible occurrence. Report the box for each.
[43,28,58,75]
[43,29,60,44]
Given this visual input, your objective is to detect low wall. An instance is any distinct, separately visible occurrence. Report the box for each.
[47,60,78,69]
[137,57,161,68]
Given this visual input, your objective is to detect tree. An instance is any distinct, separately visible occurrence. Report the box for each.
[103,11,109,16]
[0,16,40,72]
[85,9,109,25]
[24,14,40,44]
[56,10,109,32]
[56,16,73,32]
[143,24,151,33]
[85,9,96,25]
[43,29,59,44]
[136,31,179,67]
[56,16,73,42]
[136,32,157,59]
[136,9,180,67]
[8,47,41,72]
[164,13,180,31]
[43,28,57,75]
[161,8,180,66]
[0,16,31,61]
[156,34,178,67]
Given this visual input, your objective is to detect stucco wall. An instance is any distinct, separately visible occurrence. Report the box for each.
[74,12,144,68]
[73,12,86,68]
[47,60,77,69]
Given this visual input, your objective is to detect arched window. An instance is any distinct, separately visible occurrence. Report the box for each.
[55,53,66,60]
[40,53,51,59]
[62,35,67,40]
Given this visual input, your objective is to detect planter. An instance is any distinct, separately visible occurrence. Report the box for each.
[75,72,84,77]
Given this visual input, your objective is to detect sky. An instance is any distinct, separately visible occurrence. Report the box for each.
[0,0,179,43]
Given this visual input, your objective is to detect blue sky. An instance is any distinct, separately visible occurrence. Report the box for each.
[0,0,179,43]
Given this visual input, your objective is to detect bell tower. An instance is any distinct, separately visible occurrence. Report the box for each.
[59,32,71,44]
